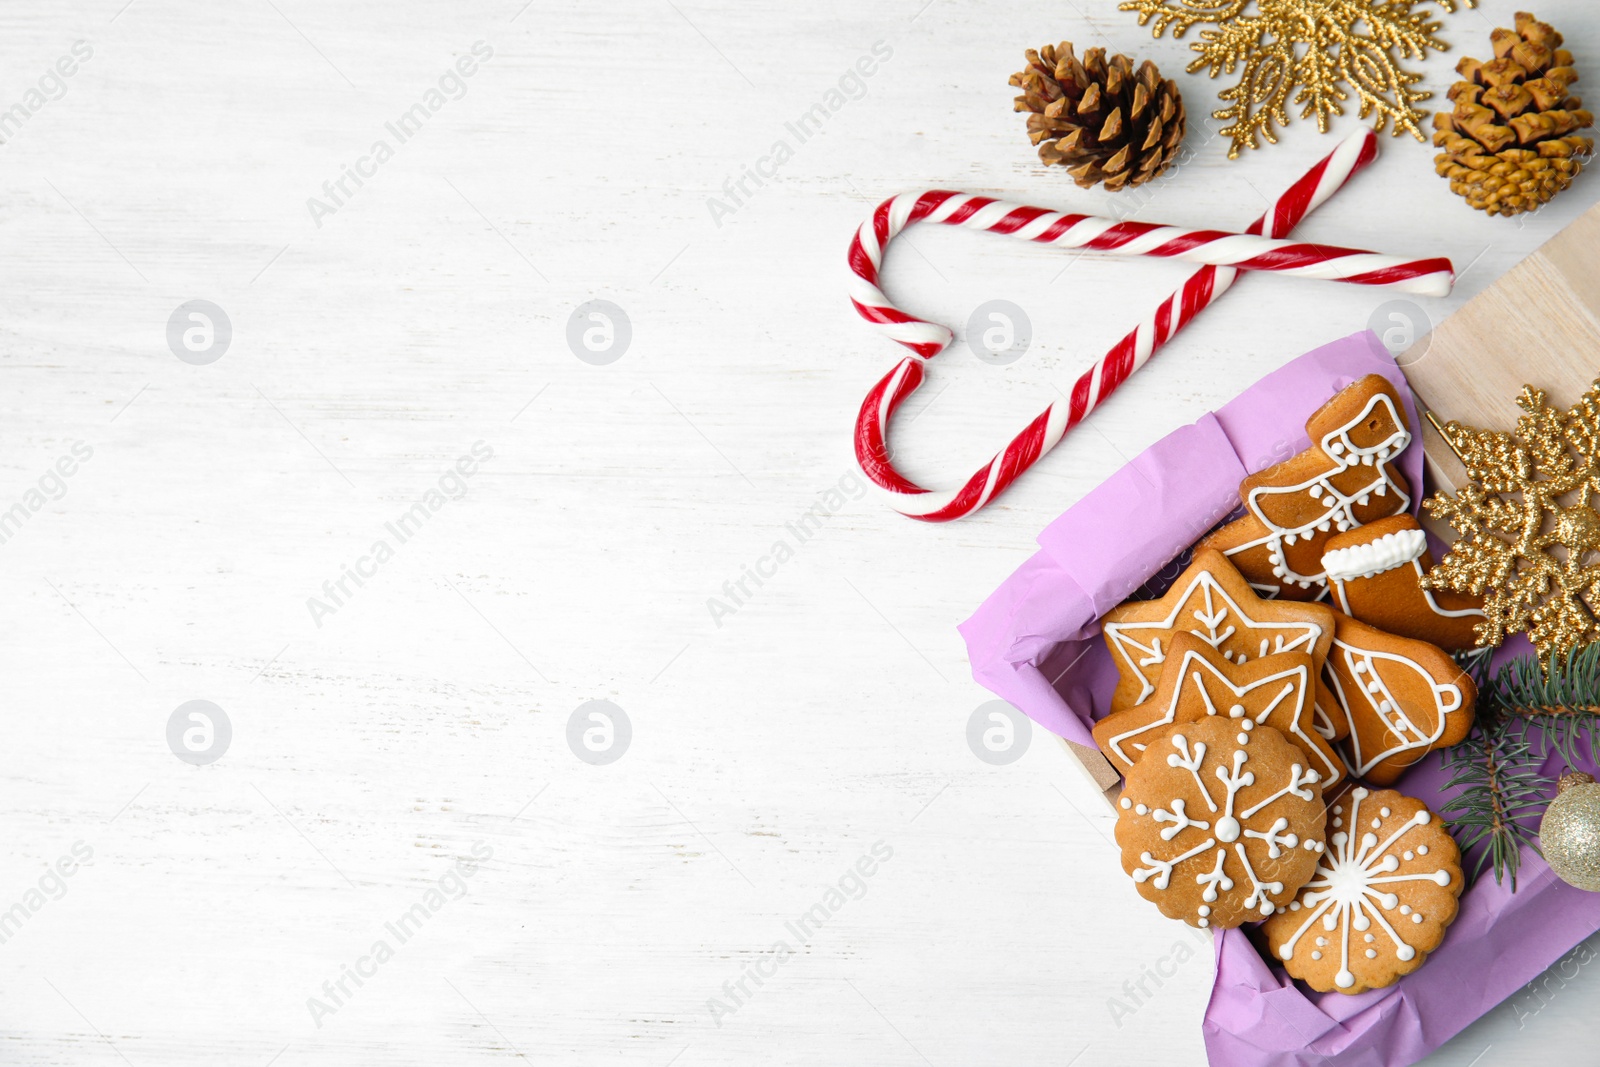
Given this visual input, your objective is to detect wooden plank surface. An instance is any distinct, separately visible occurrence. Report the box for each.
[1402,197,1600,491]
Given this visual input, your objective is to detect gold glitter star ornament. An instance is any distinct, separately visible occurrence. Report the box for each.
[1422,381,1600,666]
[1120,0,1477,158]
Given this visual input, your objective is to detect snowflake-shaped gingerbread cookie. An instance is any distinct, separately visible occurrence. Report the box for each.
[1115,715,1326,929]
[1262,787,1463,993]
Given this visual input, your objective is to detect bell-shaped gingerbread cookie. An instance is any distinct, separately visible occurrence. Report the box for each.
[1320,515,1486,650]
[1322,613,1476,785]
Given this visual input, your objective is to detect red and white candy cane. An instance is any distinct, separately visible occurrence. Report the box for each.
[851,201,1451,316]
[850,128,1447,521]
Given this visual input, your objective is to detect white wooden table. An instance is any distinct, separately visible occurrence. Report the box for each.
[3,1,1597,1063]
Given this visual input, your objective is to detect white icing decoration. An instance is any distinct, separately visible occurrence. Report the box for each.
[1236,843,1283,915]
[1153,799,1210,841]
[1239,763,1319,819]
[1133,837,1215,890]
[1244,816,1299,858]
[1121,797,1132,809]
[1322,521,1488,625]
[1102,572,1327,707]
[1221,389,1413,590]
[1166,734,1214,810]
[1274,789,1452,986]
[1320,528,1427,581]
[1197,850,1234,902]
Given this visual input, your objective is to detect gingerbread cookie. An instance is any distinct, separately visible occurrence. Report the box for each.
[1323,613,1476,786]
[1311,689,1351,743]
[1262,787,1462,993]
[1321,515,1487,651]
[1201,375,1413,601]
[1093,632,1346,790]
[1116,716,1327,928]
[1101,549,1337,712]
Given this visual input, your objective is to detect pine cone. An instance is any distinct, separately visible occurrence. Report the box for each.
[1010,42,1185,191]
[1433,12,1595,217]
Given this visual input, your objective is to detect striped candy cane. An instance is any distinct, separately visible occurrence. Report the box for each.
[850,128,1440,521]
[850,203,1451,312]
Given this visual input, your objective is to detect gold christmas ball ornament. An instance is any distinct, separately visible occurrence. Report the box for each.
[1539,771,1600,891]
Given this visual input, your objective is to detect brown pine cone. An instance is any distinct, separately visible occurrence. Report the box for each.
[1433,11,1595,216]
[1010,42,1185,191]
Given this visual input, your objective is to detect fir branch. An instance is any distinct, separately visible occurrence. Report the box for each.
[1439,642,1600,888]
[1498,704,1600,718]
[1440,715,1544,889]
[1500,643,1600,720]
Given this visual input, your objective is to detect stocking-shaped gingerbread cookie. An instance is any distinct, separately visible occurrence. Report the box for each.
[1320,515,1486,650]
[1202,375,1413,601]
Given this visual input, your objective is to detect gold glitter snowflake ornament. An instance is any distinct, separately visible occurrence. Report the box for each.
[1422,381,1600,666]
[1120,0,1477,158]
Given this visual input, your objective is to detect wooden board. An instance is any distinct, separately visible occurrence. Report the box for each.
[1402,199,1600,493]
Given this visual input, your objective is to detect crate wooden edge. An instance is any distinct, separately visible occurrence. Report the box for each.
[1059,736,1122,809]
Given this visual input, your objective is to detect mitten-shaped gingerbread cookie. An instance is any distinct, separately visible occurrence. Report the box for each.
[1093,632,1345,789]
[1202,375,1413,601]
[1320,515,1486,650]
[1322,613,1476,785]
[1116,716,1327,928]
[1262,787,1462,993]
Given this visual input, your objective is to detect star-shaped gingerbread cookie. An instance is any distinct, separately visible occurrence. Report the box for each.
[1100,549,1341,729]
[1201,374,1413,601]
[1093,631,1346,790]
